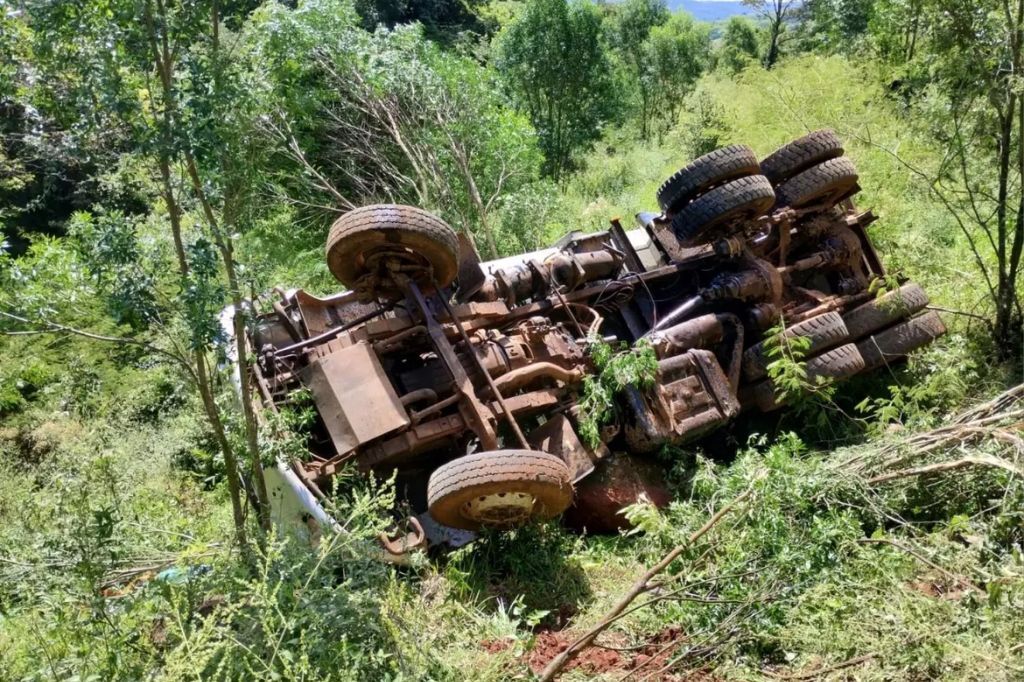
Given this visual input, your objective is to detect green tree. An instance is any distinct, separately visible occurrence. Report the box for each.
[717,16,761,73]
[742,0,799,68]
[353,0,484,38]
[644,13,710,136]
[869,0,1024,356]
[795,0,875,53]
[868,0,922,62]
[258,10,542,258]
[495,0,618,179]
[605,0,669,138]
[3,0,277,556]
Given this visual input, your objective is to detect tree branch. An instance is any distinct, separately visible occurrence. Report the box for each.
[0,309,196,381]
[537,484,757,681]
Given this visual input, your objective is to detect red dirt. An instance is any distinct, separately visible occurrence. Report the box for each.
[627,626,687,677]
[563,453,672,533]
[519,626,708,680]
[527,631,624,675]
[480,638,513,654]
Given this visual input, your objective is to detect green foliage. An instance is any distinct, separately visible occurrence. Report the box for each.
[716,16,761,74]
[68,211,159,330]
[4,3,1024,680]
[794,0,875,54]
[578,339,659,447]
[604,0,669,139]
[643,13,711,135]
[493,180,564,254]
[261,389,318,466]
[495,0,619,178]
[445,523,591,620]
[761,318,848,437]
[603,2,709,140]
[763,319,817,400]
[182,239,228,352]
[260,7,541,257]
[353,0,484,38]
[879,0,1024,352]
[605,0,669,49]
[681,87,730,158]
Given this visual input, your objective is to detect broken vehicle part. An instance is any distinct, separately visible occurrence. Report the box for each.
[246,132,945,557]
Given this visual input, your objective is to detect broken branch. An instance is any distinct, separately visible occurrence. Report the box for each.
[537,485,756,682]
[865,455,1024,486]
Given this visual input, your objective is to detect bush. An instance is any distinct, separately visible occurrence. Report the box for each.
[681,88,730,159]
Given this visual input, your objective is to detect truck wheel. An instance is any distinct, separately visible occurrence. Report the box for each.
[326,204,459,299]
[857,311,946,372]
[750,343,866,412]
[806,342,867,379]
[775,157,859,209]
[760,129,844,185]
[671,175,776,246]
[657,145,761,213]
[427,450,573,531]
[843,283,929,339]
[742,311,850,381]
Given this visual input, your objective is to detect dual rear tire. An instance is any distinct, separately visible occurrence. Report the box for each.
[658,130,860,247]
[658,145,775,246]
[762,129,859,208]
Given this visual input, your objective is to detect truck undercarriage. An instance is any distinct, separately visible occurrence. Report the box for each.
[246,131,945,558]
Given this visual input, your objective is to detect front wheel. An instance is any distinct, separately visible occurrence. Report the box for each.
[326,204,459,300]
[427,450,573,530]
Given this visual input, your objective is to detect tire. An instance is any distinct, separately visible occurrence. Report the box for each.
[427,450,573,531]
[742,311,850,381]
[326,204,459,298]
[843,283,930,340]
[750,343,866,412]
[857,311,946,372]
[671,175,776,246]
[760,129,844,185]
[805,342,866,379]
[775,157,859,209]
[657,145,761,213]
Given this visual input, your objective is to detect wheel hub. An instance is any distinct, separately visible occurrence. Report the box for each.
[462,491,536,527]
[354,247,435,299]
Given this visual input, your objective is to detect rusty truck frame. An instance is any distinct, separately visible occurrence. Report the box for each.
[244,132,945,558]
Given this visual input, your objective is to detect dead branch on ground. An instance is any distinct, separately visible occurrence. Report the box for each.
[537,485,757,682]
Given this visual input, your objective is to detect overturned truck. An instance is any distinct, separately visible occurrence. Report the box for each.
[248,131,945,557]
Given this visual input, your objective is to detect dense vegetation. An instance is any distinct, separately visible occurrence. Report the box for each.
[1,0,1022,679]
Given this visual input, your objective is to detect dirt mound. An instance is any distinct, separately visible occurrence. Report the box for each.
[526,631,623,675]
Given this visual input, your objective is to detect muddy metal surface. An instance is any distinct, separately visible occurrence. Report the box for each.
[247,131,945,556]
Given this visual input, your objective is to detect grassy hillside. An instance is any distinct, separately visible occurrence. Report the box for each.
[2,55,1022,681]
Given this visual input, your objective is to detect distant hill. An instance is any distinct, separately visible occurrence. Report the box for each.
[668,1,756,21]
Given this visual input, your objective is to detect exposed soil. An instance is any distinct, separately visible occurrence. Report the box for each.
[519,626,708,680]
[563,453,672,533]
[480,638,513,654]
[527,631,623,675]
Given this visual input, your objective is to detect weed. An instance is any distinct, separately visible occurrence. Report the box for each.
[578,339,659,447]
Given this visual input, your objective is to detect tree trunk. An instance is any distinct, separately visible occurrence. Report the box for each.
[145,0,255,556]
[765,20,781,68]
[158,151,250,558]
[183,151,272,537]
